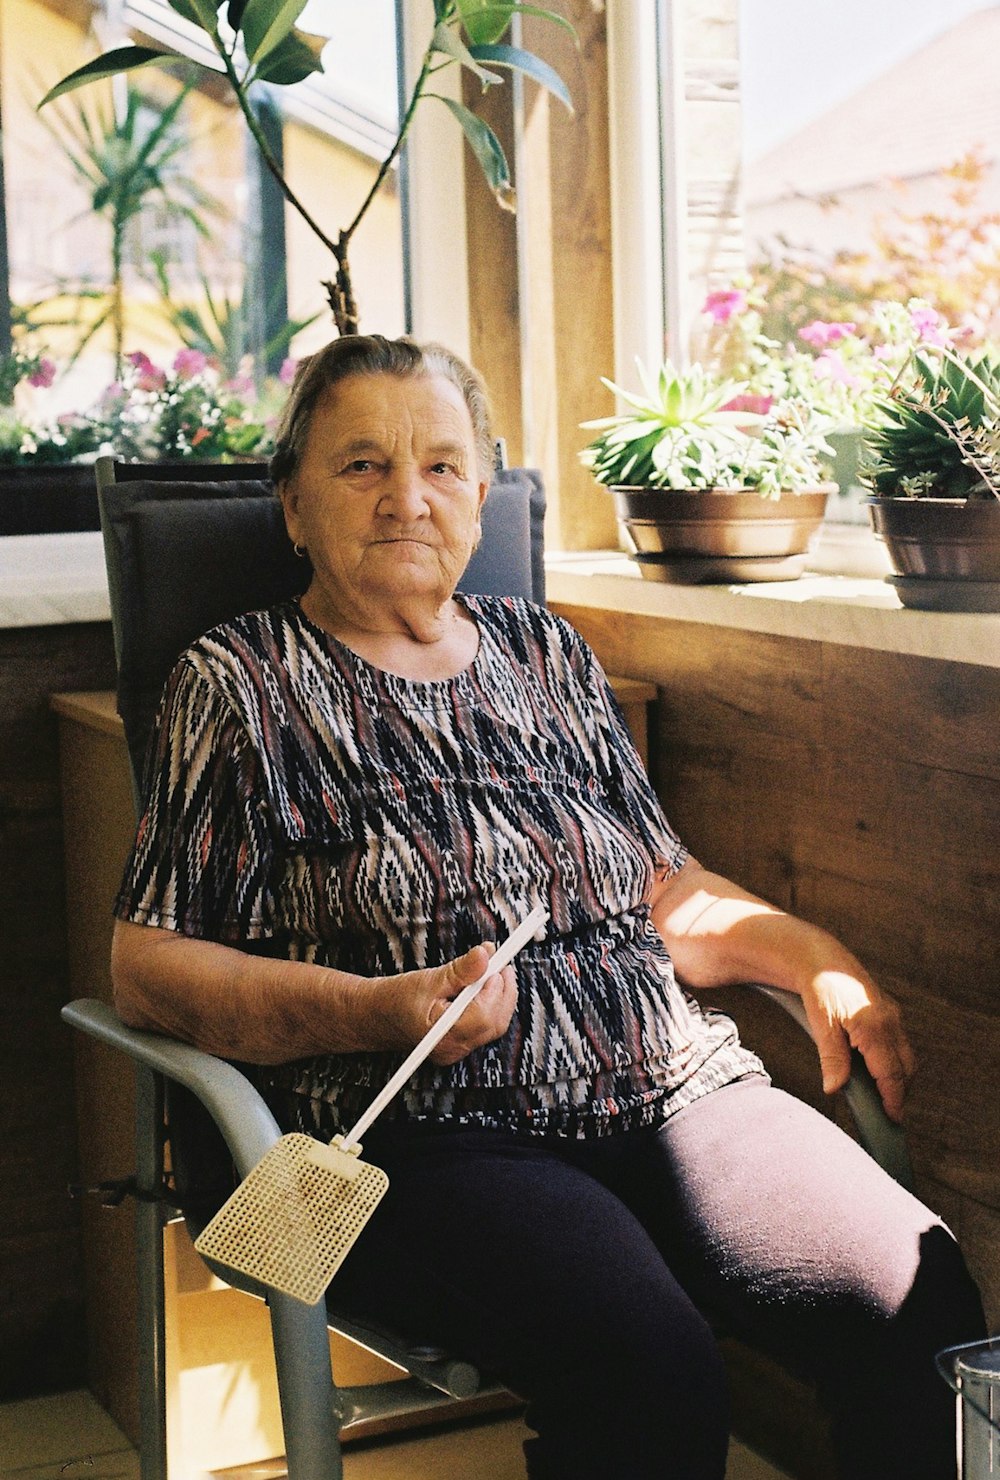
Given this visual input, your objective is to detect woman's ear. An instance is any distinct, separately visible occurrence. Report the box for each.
[278,479,302,548]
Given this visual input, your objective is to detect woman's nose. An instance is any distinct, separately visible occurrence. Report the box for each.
[379,464,429,518]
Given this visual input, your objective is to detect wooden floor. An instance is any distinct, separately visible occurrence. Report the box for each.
[0,1389,791,1479]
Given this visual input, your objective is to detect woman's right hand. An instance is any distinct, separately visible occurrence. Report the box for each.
[376,944,518,1065]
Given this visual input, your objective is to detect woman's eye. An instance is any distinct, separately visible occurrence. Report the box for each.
[347,459,373,474]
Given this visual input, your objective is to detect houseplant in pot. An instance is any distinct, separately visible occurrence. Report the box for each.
[861,347,1000,611]
[580,359,837,583]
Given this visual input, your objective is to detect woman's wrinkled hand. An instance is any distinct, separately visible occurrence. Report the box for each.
[800,970,916,1123]
[376,944,518,1065]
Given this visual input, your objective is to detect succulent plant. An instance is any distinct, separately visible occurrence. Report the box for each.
[861,349,1000,500]
[580,360,834,497]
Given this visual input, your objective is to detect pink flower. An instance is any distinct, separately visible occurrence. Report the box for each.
[126,351,166,392]
[814,349,861,389]
[721,393,773,416]
[702,289,747,325]
[909,305,946,346]
[279,357,299,385]
[173,348,209,378]
[799,320,856,348]
[223,374,254,396]
[28,357,56,389]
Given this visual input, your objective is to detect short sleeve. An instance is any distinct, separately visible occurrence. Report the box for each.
[575,635,689,882]
[114,658,275,943]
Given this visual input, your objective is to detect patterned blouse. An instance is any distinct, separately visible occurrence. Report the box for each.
[116,596,765,1139]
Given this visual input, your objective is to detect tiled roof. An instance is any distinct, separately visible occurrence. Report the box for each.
[745,7,1000,205]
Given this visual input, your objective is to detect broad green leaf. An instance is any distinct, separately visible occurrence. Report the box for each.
[467,42,572,111]
[168,0,221,31]
[431,23,502,86]
[254,26,327,84]
[456,1,514,45]
[459,4,576,44]
[241,0,310,65]
[432,94,511,199]
[39,47,175,108]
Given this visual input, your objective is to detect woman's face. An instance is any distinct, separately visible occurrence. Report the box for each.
[280,372,488,617]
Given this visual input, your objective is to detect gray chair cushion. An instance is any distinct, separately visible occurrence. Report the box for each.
[99,467,545,787]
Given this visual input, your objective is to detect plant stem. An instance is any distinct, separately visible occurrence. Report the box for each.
[218,52,338,258]
[342,51,433,245]
[216,32,436,335]
[111,220,125,376]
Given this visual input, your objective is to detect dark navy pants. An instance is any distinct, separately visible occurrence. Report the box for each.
[328,1079,985,1479]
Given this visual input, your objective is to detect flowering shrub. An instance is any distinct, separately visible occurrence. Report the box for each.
[750,152,1000,352]
[691,283,959,431]
[0,346,285,466]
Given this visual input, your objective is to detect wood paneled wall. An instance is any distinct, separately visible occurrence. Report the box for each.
[553,602,1000,1328]
[0,622,117,1399]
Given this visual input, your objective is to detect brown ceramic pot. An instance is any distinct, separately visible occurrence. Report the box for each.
[867,495,1000,611]
[611,484,832,584]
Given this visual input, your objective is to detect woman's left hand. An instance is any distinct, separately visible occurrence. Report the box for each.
[799,969,916,1123]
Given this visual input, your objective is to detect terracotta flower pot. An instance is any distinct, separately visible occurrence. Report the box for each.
[867,496,1000,611]
[611,485,833,584]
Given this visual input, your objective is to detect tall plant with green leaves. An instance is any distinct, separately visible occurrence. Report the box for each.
[39,84,215,371]
[151,254,317,379]
[41,1,574,337]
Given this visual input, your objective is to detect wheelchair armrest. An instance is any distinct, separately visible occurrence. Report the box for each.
[62,998,281,1179]
[746,983,915,1193]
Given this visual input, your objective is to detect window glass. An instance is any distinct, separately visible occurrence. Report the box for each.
[738,0,999,540]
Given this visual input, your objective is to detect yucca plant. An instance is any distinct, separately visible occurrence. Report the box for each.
[581,360,834,498]
[39,84,216,372]
[861,348,1000,501]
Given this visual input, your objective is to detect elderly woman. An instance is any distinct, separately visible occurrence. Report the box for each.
[112,335,983,1480]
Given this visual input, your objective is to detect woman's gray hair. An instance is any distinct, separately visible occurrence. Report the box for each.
[270,335,494,486]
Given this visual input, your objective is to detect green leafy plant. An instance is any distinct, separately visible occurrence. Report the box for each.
[151,254,318,380]
[860,348,1000,501]
[39,84,216,371]
[40,1,574,337]
[580,360,835,499]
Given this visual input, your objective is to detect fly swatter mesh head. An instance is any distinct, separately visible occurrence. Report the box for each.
[194,1132,389,1306]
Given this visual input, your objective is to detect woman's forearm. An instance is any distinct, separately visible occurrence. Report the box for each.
[111,919,517,1067]
[111,919,382,1062]
[650,857,914,1119]
[650,858,863,996]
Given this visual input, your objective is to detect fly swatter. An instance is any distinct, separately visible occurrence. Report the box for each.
[194,903,549,1304]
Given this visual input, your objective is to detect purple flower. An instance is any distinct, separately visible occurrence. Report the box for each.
[279,356,299,385]
[173,348,209,378]
[702,289,747,324]
[799,320,856,348]
[28,357,56,389]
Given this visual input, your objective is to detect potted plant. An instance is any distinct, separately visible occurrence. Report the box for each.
[580,360,836,583]
[861,347,1000,610]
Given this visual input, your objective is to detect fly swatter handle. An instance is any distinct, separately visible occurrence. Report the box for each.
[341,903,549,1151]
